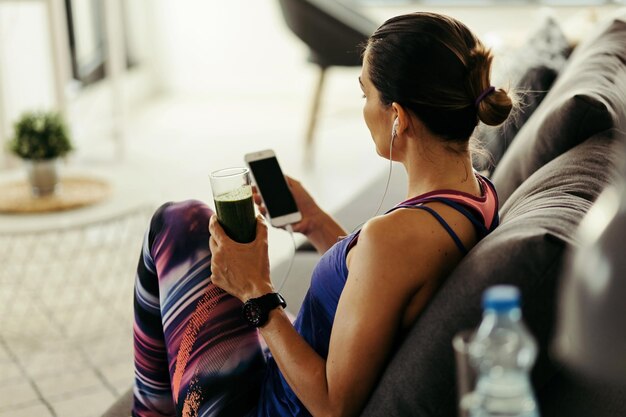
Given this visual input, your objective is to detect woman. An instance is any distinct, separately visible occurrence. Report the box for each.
[133,12,512,417]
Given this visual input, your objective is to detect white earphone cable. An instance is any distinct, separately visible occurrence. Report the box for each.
[276,224,296,292]
[372,121,397,217]
[350,122,397,234]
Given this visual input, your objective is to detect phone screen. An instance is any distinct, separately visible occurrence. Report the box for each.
[248,157,298,217]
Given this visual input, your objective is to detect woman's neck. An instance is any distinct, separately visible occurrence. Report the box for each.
[400,134,480,200]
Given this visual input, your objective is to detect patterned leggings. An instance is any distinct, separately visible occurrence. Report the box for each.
[133,201,266,417]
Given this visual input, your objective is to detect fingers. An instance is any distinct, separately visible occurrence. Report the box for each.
[210,214,266,247]
[209,230,227,284]
[251,185,259,198]
[255,215,268,238]
[285,175,299,190]
[208,217,222,255]
[209,215,269,298]
[208,215,227,243]
[251,186,267,216]
[209,234,218,254]
[254,196,266,214]
[209,233,220,281]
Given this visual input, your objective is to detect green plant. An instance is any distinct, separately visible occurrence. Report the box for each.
[8,111,74,160]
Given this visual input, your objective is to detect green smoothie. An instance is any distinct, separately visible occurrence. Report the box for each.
[214,185,256,243]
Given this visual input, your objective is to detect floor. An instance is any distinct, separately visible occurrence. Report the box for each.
[1,1,620,415]
[0,205,154,417]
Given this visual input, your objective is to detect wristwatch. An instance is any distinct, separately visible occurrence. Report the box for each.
[242,293,287,328]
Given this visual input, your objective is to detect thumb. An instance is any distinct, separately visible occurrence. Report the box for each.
[209,214,228,242]
[285,175,298,189]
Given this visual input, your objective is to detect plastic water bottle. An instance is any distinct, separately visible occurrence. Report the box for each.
[468,286,539,417]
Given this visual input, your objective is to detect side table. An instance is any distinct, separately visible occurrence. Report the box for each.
[0,175,111,214]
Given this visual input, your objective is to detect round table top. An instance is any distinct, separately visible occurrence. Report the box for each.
[0,176,111,214]
[0,165,160,234]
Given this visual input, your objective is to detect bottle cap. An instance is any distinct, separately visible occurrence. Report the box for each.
[482,285,520,312]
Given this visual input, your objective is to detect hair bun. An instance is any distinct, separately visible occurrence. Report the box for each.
[467,45,513,126]
[477,87,513,126]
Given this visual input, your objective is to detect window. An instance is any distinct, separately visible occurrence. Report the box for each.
[65,0,107,86]
[64,0,143,86]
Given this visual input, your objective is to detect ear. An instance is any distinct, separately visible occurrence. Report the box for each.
[390,103,411,136]
[391,102,429,138]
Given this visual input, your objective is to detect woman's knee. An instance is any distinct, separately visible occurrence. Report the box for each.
[149,200,215,262]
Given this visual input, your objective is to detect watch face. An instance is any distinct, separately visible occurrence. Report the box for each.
[242,302,263,327]
[242,293,286,328]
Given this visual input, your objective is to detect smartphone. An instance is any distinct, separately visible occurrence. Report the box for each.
[244,149,302,227]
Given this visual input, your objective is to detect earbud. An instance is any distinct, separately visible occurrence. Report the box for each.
[391,118,399,139]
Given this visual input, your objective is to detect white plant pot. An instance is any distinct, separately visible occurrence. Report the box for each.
[25,159,59,196]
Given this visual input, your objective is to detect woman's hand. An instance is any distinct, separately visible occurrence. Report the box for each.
[209,214,274,302]
[254,175,347,254]
[253,176,324,236]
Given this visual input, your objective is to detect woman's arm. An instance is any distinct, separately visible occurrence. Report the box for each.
[209,209,460,417]
[262,211,462,417]
[300,209,347,254]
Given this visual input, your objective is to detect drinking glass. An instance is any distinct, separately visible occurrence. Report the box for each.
[453,329,479,417]
[210,167,256,243]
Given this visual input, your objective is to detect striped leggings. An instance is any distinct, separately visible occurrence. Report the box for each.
[133,200,266,417]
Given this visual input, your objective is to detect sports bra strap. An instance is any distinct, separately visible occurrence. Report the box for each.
[346,179,499,254]
[391,204,469,254]
[424,197,490,238]
[386,191,497,254]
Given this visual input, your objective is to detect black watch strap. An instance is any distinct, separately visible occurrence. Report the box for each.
[242,293,287,328]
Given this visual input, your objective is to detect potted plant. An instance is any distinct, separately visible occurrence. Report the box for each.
[8,111,74,196]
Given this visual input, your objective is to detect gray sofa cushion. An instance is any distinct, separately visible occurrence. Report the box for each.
[360,131,621,417]
[499,132,622,220]
[492,13,626,205]
[538,369,626,417]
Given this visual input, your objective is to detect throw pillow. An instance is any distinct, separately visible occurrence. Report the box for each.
[492,13,626,205]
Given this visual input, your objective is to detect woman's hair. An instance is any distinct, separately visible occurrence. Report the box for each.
[365,12,514,143]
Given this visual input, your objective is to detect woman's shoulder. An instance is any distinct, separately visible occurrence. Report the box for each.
[347,206,463,295]
[359,207,459,253]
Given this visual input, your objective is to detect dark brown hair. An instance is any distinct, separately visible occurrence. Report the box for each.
[365,12,513,142]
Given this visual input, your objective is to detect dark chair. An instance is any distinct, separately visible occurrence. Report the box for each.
[276,0,378,158]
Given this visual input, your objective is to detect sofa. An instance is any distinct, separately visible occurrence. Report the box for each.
[101,10,626,417]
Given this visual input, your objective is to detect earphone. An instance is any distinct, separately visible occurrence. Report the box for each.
[392,118,399,139]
